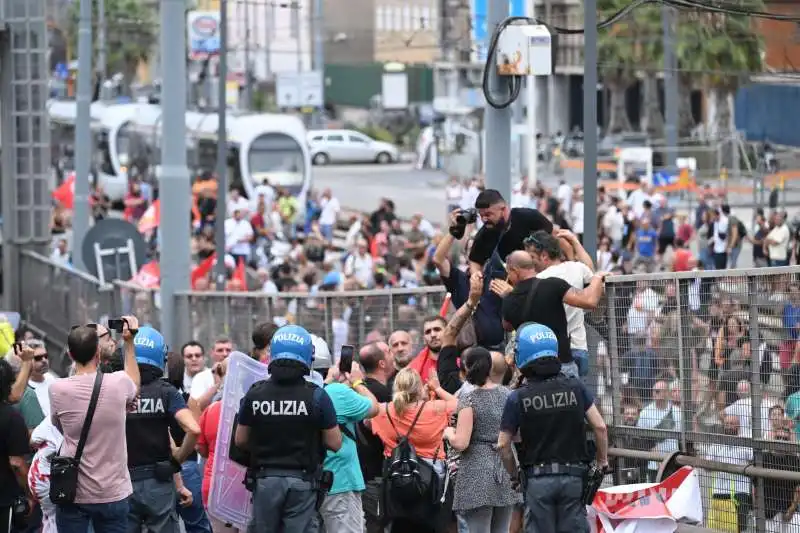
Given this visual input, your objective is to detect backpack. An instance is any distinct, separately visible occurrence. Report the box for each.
[736,218,747,240]
[384,402,440,507]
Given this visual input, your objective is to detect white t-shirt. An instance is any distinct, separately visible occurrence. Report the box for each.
[723,396,775,438]
[571,201,585,234]
[556,183,572,213]
[189,367,216,399]
[28,374,57,417]
[251,184,275,211]
[712,215,729,253]
[319,196,341,226]
[627,190,651,219]
[227,196,250,217]
[224,218,254,256]
[537,261,594,350]
[767,224,790,261]
[344,253,374,288]
[183,369,207,394]
[445,184,462,203]
[705,444,752,495]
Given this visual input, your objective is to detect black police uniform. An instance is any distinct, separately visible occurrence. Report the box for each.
[517,374,590,533]
[241,379,327,533]
[126,379,182,533]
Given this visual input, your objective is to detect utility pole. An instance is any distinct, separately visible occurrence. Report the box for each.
[525,0,538,185]
[265,3,273,82]
[545,0,555,135]
[311,0,325,127]
[98,0,107,89]
[215,0,230,290]
[72,0,93,272]
[662,4,679,170]
[483,0,512,201]
[583,0,598,261]
[243,0,252,109]
[160,0,192,347]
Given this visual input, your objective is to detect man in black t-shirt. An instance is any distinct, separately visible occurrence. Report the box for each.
[495,251,607,377]
[356,342,393,533]
[467,189,555,275]
[0,358,31,533]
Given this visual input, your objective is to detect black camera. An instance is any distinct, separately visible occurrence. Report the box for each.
[456,208,478,226]
[450,208,478,239]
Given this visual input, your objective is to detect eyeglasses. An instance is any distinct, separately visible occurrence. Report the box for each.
[523,234,545,249]
[34,354,48,362]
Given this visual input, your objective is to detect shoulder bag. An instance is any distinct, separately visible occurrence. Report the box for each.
[50,371,104,505]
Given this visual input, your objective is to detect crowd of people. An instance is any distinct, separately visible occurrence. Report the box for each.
[4,188,617,533]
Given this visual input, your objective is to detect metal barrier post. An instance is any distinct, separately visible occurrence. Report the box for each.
[747,273,766,532]
[675,278,691,451]
[605,282,624,482]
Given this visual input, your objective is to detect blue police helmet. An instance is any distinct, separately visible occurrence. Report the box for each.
[133,326,167,369]
[270,325,315,368]
[515,323,559,369]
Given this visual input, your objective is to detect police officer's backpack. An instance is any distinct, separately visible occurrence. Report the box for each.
[383,401,440,509]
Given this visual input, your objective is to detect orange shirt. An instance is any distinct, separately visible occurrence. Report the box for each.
[370,400,453,460]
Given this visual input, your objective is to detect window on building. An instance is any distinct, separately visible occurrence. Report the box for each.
[402,6,411,31]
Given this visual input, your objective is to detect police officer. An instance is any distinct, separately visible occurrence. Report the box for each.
[497,323,608,533]
[127,326,201,533]
[234,325,342,533]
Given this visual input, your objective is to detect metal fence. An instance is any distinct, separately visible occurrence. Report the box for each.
[18,250,119,372]
[172,286,449,353]
[604,266,800,532]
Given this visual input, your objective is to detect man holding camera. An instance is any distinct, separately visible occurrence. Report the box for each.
[461,189,557,276]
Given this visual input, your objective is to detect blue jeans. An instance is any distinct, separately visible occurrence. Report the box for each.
[524,475,588,533]
[320,224,334,242]
[770,259,789,267]
[728,246,741,268]
[177,462,211,533]
[56,498,130,533]
[571,349,589,377]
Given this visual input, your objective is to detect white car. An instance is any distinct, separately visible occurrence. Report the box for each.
[308,129,399,165]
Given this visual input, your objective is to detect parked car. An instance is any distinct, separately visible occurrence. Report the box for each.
[308,129,399,165]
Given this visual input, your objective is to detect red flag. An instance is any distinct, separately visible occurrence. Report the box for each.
[129,261,160,289]
[408,293,452,385]
[231,257,247,290]
[52,172,76,209]
[138,199,160,233]
[191,253,216,289]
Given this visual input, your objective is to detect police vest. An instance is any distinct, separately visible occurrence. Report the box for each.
[517,376,589,467]
[126,379,175,467]
[245,379,323,472]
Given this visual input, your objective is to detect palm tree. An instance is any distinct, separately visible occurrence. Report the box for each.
[598,0,637,133]
[635,5,664,136]
[67,0,158,89]
[677,9,764,141]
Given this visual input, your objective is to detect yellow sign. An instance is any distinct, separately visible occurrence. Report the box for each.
[720,167,728,182]
[780,175,786,190]
[225,81,239,107]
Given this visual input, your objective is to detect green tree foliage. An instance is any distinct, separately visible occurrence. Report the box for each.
[67,0,158,82]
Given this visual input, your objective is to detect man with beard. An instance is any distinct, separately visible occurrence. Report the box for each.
[386,330,413,390]
[407,316,446,382]
[467,189,557,277]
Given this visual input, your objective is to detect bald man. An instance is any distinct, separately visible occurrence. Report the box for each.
[494,250,608,379]
[489,350,511,386]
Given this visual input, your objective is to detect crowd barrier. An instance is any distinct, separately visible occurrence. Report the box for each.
[15,250,800,531]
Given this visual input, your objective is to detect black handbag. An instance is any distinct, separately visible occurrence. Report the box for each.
[50,371,104,505]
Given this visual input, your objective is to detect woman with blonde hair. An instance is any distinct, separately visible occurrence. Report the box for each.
[371,367,458,533]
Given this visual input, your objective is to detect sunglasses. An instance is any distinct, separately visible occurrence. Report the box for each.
[34,354,48,362]
[523,234,546,249]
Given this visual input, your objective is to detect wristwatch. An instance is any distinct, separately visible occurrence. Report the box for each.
[350,379,365,389]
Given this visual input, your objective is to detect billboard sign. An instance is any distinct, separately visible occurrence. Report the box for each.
[187,11,221,60]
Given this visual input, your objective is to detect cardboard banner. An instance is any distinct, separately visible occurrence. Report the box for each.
[588,467,703,533]
[207,352,269,529]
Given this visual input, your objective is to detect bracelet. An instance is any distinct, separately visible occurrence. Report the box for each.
[351,379,365,389]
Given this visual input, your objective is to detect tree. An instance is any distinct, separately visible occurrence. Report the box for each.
[67,0,158,88]
[598,0,660,133]
[676,9,763,141]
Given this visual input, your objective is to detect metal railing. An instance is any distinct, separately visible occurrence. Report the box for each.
[18,249,119,349]
[604,266,800,532]
[172,286,449,353]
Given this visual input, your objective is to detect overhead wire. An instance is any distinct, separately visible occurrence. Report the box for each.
[482,0,800,109]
